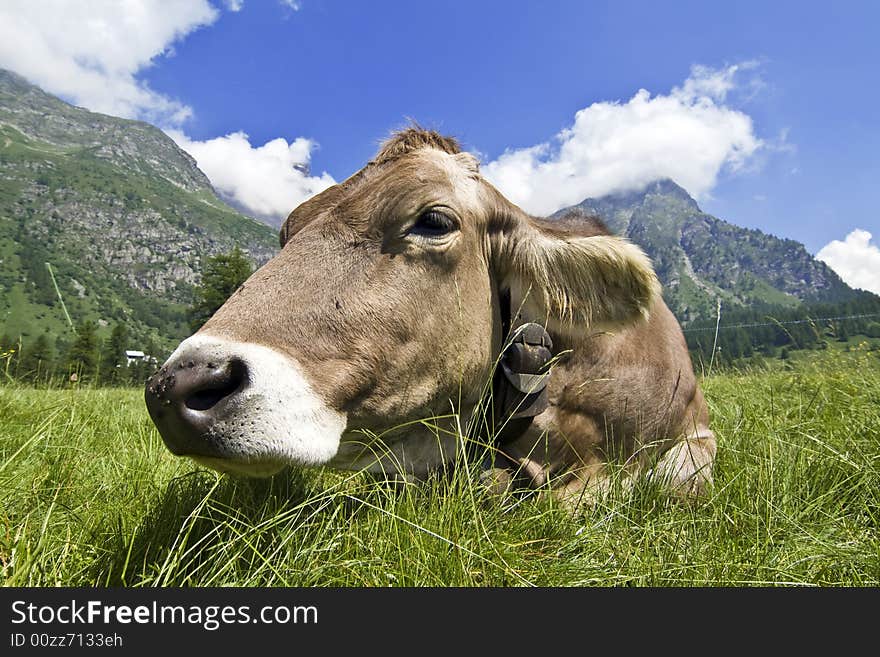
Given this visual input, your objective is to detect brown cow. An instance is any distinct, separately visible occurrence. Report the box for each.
[145,128,716,502]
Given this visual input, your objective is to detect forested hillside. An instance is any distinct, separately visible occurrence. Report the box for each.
[0,69,278,373]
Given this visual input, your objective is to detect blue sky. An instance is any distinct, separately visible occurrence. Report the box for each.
[1,0,878,291]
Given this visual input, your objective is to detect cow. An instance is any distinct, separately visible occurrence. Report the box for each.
[145,128,716,504]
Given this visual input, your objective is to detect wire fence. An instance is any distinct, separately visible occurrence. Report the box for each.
[681,312,880,334]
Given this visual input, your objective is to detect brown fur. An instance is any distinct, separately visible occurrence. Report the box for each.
[200,129,716,501]
[373,126,463,164]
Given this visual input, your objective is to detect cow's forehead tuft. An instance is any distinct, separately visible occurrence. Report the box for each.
[372,127,463,165]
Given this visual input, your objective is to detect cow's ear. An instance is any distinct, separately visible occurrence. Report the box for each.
[491,212,660,338]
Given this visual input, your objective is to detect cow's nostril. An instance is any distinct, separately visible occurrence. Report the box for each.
[185,383,237,411]
[184,360,247,412]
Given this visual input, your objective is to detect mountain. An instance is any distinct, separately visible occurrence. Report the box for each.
[0,69,278,354]
[554,179,860,322]
[0,67,863,361]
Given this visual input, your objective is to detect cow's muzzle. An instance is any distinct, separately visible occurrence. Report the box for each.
[145,355,248,458]
[144,334,347,476]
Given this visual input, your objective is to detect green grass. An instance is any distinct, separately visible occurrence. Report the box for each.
[1,349,878,586]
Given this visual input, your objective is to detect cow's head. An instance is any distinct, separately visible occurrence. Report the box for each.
[145,129,659,477]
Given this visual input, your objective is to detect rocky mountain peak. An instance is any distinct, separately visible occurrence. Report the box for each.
[0,69,277,352]
[552,178,857,322]
[0,68,212,194]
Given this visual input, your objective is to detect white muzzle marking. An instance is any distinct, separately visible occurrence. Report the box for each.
[166,334,347,476]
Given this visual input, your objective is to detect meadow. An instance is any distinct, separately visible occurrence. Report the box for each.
[1,347,878,587]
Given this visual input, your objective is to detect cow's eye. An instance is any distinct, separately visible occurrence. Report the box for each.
[408,210,458,238]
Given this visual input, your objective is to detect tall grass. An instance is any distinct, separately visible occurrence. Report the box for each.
[1,349,878,586]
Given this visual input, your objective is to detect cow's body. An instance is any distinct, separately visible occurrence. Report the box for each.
[145,128,715,501]
[506,275,714,498]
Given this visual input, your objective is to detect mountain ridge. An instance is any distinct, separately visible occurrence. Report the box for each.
[0,68,277,354]
[553,178,859,321]
[0,67,866,359]
[0,68,212,194]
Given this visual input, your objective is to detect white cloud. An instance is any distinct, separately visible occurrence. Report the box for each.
[167,130,336,224]
[0,0,328,226]
[0,0,218,126]
[816,229,880,295]
[482,63,764,216]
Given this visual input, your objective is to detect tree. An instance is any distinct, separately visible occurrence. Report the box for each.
[20,334,55,383]
[23,251,56,306]
[189,247,253,332]
[67,320,99,380]
[100,323,129,385]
